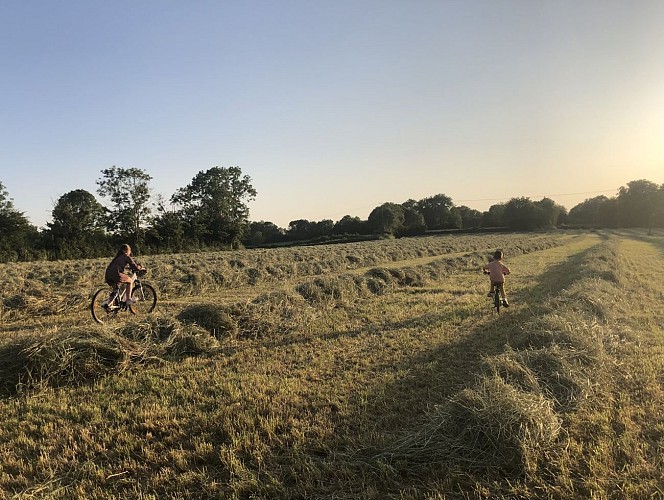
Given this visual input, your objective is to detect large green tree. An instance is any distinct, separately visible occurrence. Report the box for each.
[368,203,405,235]
[46,189,107,258]
[454,205,482,229]
[96,166,153,245]
[481,203,506,228]
[332,215,367,235]
[414,194,460,229]
[172,166,257,248]
[244,221,284,246]
[617,179,662,231]
[0,181,40,261]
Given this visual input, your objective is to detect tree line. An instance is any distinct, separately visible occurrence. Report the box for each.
[0,168,662,263]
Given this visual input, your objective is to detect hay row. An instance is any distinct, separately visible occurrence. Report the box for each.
[0,233,573,321]
[377,237,624,478]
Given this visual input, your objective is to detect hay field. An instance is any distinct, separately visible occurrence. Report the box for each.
[1,231,663,498]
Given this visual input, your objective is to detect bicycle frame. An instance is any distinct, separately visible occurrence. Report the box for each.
[91,269,157,324]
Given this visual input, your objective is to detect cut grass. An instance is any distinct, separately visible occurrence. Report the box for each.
[0,231,662,498]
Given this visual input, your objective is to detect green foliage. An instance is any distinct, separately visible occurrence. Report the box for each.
[286,219,334,241]
[454,205,482,228]
[332,215,367,235]
[244,221,285,246]
[482,203,506,227]
[45,189,108,259]
[414,193,460,229]
[368,202,405,234]
[399,207,426,236]
[0,181,41,262]
[172,166,257,247]
[617,179,663,229]
[96,166,153,244]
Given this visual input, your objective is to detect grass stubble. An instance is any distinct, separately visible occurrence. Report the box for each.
[0,231,662,498]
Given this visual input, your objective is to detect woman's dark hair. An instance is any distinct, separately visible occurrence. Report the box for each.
[493,250,503,260]
[116,244,131,257]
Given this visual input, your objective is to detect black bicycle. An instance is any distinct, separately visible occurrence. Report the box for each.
[492,282,504,314]
[91,270,157,324]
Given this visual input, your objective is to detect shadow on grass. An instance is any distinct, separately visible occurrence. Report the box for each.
[256,241,606,496]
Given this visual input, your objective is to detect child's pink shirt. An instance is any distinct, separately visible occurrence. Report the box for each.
[483,260,510,283]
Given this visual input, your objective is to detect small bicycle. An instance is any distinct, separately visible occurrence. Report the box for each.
[491,282,504,314]
[484,269,506,314]
[91,270,157,324]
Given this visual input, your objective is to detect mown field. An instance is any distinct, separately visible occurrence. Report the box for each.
[0,230,663,499]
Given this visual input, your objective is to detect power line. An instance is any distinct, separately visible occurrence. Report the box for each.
[455,189,618,204]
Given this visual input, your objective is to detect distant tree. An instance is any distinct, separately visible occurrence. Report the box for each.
[414,194,460,229]
[46,189,107,258]
[401,199,418,211]
[313,219,334,238]
[368,203,405,235]
[535,197,566,227]
[503,197,539,230]
[599,197,620,228]
[96,166,153,245]
[617,179,661,232]
[399,207,427,236]
[333,215,367,235]
[481,203,506,228]
[145,196,186,252]
[0,181,40,262]
[568,195,611,226]
[244,221,285,246]
[172,166,257,248]
[287,219,314,241]
[454,205,482,229]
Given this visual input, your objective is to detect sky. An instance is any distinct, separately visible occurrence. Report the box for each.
[1,0,663,229]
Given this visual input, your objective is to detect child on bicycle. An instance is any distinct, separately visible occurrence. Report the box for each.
[102,244,145,307]
[483,250,510,307]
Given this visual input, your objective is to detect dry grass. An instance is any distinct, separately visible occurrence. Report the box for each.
[0,230,663,498]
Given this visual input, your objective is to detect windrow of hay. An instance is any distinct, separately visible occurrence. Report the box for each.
[176,296,306,341]
[0,329,138,395]
[485,346,596,410]
[295,268,427,307]
[119,316,221,357]
[177,304,238,339]
[379,237,623,481]
[0,232,574,321]
[0,316,229,396]
[380,376,561,476]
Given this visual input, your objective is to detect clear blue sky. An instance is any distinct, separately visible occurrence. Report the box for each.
[2,0,663,228]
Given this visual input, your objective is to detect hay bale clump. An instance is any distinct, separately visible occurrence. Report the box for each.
[251,290,306,320]
[296,277,356,306]
[177,304,238,339]
[365,267,395,284]
[515,347,591,409]
[164,324,220,357]
[365,277,388,295]
[511,312,605,363]
[382,376,561,476]
[119,316,182,344]
[484,351,541,394]
[0,329,138,395]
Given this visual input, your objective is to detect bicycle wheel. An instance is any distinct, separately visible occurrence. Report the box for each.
[494,285,501,314]
[91,288,121,324]
[129,283,157,316]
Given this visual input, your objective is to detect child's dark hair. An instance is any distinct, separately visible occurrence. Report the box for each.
[116,244,131,257]
[493,250,503,260]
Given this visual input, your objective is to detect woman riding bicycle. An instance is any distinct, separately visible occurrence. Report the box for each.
[102,244,145,307]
